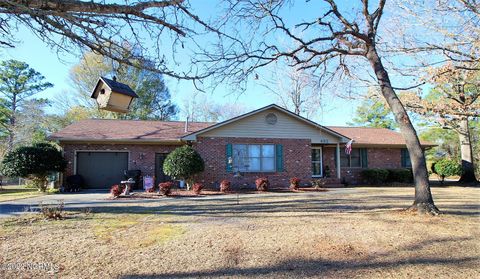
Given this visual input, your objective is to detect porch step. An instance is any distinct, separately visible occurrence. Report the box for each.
[311,177,344,187]
[313,177,342,184]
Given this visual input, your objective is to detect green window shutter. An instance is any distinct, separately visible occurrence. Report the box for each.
[226,143,233,173]
[401,148,409,168]
[360,148,368,168]
[275,144,284,172]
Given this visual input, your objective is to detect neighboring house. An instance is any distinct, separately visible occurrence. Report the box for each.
[50,104,434,189]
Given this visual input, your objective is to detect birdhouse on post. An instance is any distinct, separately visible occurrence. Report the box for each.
[90,76,139,113]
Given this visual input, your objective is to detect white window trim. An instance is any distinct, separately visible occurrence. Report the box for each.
[312,147,323,177]
[232,144,276,172]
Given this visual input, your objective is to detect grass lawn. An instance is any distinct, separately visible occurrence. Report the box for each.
[0,185,44,202]
[0,187,479,278]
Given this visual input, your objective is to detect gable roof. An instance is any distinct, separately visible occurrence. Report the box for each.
[50,105,435,147]
[181,104,350,142]
[91,77,139,98]
[327,126,436,147]
[49,119,213,143]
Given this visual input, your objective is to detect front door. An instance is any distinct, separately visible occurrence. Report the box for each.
[155,153,171,186]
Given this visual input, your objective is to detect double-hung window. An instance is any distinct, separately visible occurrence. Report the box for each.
[312,148,323,177]
[340,148,367,168]
[232,144,275,172]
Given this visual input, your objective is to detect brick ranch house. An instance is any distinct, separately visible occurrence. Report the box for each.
[50,104,434,189]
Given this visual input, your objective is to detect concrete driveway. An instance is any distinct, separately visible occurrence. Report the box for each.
[0,191,110,218]
[0,189,358,218]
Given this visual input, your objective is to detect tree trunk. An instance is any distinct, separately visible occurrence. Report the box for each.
[366,48,439,215]
[458,118,478,183]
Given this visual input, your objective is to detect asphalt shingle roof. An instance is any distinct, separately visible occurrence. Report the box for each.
[327,126,435,147]
[50,119,434,147]
[50,119,213,142]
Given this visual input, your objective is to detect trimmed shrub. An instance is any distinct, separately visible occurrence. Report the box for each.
[255,177,269,191]
[1,142,67,192]
[159,182,174,196]
[110,185,123,197]
[163,145,204,190]
[289,177,300,190]
[361,169,389,184]
[220,180,231,193]
[387,168,413,183]
[434,159,462,183]
[192,183,203,195]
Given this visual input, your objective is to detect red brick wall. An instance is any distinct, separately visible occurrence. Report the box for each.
[323,147,403,184]
[192,137,312,189]
[61,143,179,178]
[61,141,405,188]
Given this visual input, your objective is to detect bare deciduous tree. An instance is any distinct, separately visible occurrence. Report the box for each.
[390,0,479,71]
[403,64,480,183]
[261,62,323,118]
[0,0,213,81]
[181,91,249,122]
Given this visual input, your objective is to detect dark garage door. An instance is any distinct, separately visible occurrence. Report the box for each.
[76,152,129,189]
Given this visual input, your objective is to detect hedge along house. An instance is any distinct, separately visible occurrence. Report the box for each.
[50,104,434,189]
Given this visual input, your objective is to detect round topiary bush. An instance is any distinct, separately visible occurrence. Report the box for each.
[434,159,462,184]
[163,145,204,190]
[1,142,67,191]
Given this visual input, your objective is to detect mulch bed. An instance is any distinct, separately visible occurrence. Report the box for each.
[109,187,329,200]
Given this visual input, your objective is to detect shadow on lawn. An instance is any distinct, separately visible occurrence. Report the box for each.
[61,197,401,216]
[61,194,480,218]
[118,256,478,278]
[2,189,478,218]
[117,235,478,278]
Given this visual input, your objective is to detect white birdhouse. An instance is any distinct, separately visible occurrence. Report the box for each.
[90,76,139,113]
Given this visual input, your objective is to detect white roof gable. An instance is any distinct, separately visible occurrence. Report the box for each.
[182,104,350,144]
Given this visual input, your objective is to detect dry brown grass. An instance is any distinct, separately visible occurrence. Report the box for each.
[0,185,44,202]
[0,187,479,278]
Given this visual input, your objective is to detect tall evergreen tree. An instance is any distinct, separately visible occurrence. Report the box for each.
[348,92,397,130]
[0,60,52,151]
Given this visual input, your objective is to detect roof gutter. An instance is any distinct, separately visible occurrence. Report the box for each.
[50,138,184,145]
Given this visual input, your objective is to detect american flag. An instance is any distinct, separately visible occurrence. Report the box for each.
[345,139,354,155]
